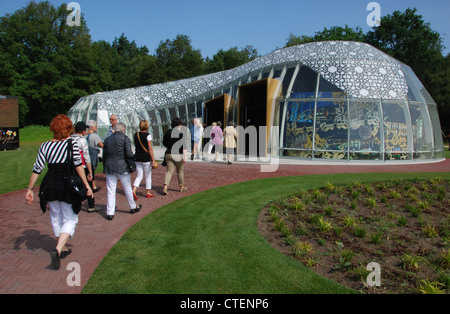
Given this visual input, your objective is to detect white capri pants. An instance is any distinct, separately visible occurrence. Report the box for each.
[133,162,152,190]
[48,201,79,238]
[106,173,137,216]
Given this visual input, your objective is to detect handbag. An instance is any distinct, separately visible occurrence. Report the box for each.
[137,132,159,169]
[66,139,88,197]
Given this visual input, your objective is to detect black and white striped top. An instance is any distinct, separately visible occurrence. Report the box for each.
[32,139,82,174]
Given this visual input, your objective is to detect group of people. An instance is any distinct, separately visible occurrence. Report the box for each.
[25,112,241,270]
[191,120,238,164]
[25,114,190,270]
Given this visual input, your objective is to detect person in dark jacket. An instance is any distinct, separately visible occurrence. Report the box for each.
[162,118,189,195]
[103,122,142,220]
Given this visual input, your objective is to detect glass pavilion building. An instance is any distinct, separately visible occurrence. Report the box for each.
[68,41,445,162]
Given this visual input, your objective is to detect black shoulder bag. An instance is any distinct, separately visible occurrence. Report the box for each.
[65,139,88,198]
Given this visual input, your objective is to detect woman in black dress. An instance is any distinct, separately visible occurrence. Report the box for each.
[132,120,157,199]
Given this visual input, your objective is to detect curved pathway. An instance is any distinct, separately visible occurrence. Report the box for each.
[1,159,449,293]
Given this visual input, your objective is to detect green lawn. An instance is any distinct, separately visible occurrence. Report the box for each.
[82,172,450,294]
[2,126,449,293]
[0,126,52,194]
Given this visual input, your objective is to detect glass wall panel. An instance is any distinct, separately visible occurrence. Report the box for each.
[428,103,445,158]
[318,75,346,99]
[409,102,433,157]
[178,104,187,124]
[401,64,434,103]
[348,101,382,160]
[282,67,296,96]
[148,110,161,146]
[290,66,317,99]
[382,100,410,160]
[284,100,315,155]
[168,106,177,121]
[314,100,348,159]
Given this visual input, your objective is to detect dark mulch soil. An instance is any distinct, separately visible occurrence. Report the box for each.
[258,177,450,294]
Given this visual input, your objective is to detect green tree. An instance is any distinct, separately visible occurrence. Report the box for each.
[206,46,258,73]
[110,33,150,89]
[155,34,204,82]
[314,25,365,42]
[365,8,444,78]
[285,25,364,48]
[0,1,97,126]
[285,34,314,47]
[365,7,448,132]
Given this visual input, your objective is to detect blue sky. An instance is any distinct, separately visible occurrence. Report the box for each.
[1,0,449,57]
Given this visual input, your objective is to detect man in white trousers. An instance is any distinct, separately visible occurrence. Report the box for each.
[103,122,142,220]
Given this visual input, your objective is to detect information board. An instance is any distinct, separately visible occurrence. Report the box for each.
[0,96,20,150]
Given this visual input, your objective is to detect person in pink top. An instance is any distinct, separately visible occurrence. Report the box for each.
[210,121,224,162]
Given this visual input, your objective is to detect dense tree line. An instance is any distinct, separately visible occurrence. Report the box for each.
[0,1,258,126]
[0,2,448,134]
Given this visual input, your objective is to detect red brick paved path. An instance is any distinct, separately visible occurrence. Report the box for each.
[1,159,449,294]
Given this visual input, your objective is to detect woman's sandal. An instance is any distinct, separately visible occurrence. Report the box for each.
[146,193,155,198]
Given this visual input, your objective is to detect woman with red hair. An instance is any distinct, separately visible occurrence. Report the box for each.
[25,114,92,270]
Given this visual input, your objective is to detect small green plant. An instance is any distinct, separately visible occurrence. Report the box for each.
[400,254,422,272]
[366,197,377,207]
[324,205,333,216]
[293,241,314,258]
[317,217,333,233]
[334,226,343,237]
[416,279,446,294]
[389,190,402,199]
[397,216,407,227]
[406,204,421,217]
[351,190,361,199]
[437,271,450,289]
[353,265,371,283]
[274,218,286,232]
[417,201,430,211]
[419,183,429,192]
[334,249,355,269]
[280,223,291,237]
[290,199,306,211]
[268,205,279,221]
[354,226,367,238]
[407,186,420,196]
[305,256,320,268]
[295,222,308,236]
[342,214,358,228]
[324,182,336,193]
[284,235,295,246]
[375,183,387,191]
[422,225,439,238]
[370,232,383,245]
[364,184,375,196]
[439,249,450,269]
[352,181,363,188]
